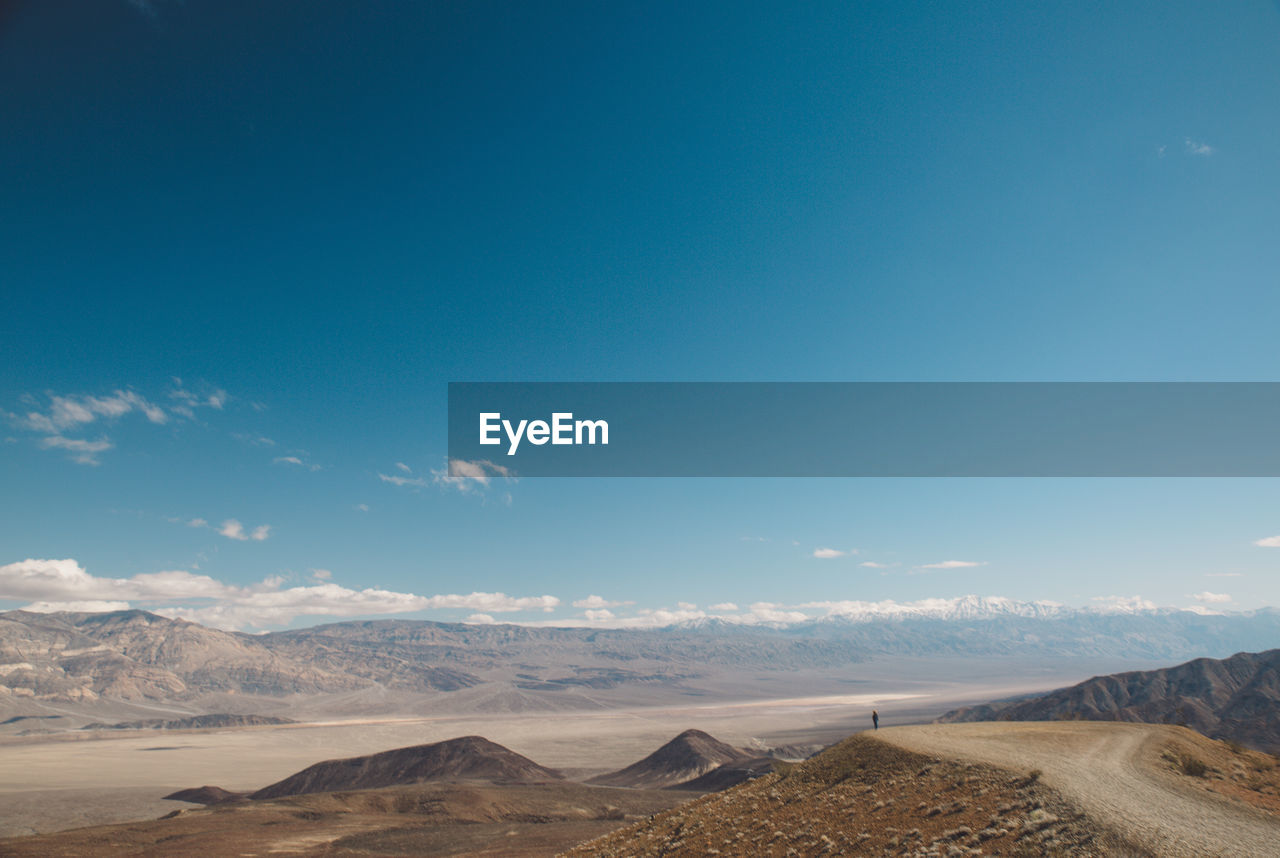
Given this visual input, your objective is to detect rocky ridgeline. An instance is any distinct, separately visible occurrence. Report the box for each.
[940,648,1280,754]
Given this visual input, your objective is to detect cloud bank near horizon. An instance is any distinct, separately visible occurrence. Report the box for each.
[0,558,558,631]
[0,558,1250,632]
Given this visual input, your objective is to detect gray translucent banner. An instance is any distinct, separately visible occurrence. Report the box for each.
[448,383,1280,477]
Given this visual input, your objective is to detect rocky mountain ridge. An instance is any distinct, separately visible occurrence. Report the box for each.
[3,606,1280,711]
[939,648,1280,753]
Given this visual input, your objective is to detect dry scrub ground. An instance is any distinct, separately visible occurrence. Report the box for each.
[562,733,1143,857]
[1153,728,1280,815]
[0,782,683,858]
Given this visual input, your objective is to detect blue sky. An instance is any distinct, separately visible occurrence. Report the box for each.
[2,1,1279,629]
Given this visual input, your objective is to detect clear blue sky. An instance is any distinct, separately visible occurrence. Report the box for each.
[2,1,1279,629]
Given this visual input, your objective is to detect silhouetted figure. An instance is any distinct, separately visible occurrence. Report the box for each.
[872,710,879,730]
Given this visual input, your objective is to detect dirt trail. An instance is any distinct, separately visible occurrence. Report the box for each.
[879,722,1280,858]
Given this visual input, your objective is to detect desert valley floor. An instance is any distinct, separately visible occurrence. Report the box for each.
[0,655,1150,838]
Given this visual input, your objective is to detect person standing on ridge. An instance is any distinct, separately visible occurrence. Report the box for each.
[872,709,879,730]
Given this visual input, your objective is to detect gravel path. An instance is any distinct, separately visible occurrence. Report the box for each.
[879,722,1280,858]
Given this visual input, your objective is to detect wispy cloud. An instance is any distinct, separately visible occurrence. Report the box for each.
[218,519,271,542]
[15,390,167,434]
[168,380,227,418]
[916,560,986,570]
[1184,138,1215,156]
[859,561,898,569]
[378,472,428,488]
[8,384,225,464]
[232,433,276,447]
[38,435,113,466]
[430,458,514,494]
[572,595,629,609]
[812,547,853,559]
[170,513,270,541]
[273,455,321,472]
[1191,591,1231,604]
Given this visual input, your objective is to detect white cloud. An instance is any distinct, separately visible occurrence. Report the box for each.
[159,588,559,630]
[11,385,224,464]
[395,462,412,474]
[572,595,626,609]
[311,568,332,581]
[1253,535,1280,548]
[798,595,1064,622]
[421,592,559,613]
[23,600,133,613]
[355,503,369,512]
[21,391,167,433]
[429,458,514,495]
[0,558,561,631]
[218,519,271,542]
[378,473,428,488]
[187,518,207,528]
[0,559,236,603]
[1191,591,1231,604]
[859,561,897,569]
[38,435,113,465]
[1185,138,1214,156]
[627,606,709,626]
[812,548,851,559]
[543,600,815,630]
[273,456,320,471]
[746,601,809,624]
[465,613,496,624]
[1090,595,1158,613]
[916,560,986,570]
[219,519,245,540]
[168,381,227,418]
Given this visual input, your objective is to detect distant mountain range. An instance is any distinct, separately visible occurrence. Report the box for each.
[2,604,1279,712]
[939,648,1280,753]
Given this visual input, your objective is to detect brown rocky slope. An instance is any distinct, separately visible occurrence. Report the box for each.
[939,648,1280,753]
